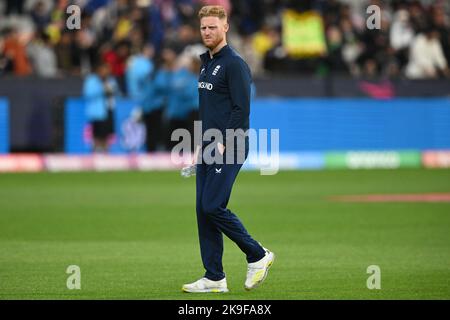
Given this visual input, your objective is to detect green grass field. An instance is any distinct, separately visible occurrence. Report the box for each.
[0,169,449,300]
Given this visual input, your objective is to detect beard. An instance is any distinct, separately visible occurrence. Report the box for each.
[203,35,224,50]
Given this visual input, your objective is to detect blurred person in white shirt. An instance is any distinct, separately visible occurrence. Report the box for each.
[406,27,450,79]
[390,9,415,71]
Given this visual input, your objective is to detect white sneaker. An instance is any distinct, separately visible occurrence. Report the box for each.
[245,248,275,291]
[182,277,229,293]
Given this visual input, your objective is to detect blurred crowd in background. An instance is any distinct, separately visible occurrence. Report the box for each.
[0,0,449,81]
[0,0,449,153]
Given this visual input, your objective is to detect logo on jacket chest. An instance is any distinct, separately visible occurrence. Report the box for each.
[212,65,221,76]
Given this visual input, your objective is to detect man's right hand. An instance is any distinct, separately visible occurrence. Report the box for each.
[181,164,196,178]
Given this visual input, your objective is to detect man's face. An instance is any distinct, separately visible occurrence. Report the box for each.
[200,16,228,49]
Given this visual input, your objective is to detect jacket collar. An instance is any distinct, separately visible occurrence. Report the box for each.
[200,44,230,63]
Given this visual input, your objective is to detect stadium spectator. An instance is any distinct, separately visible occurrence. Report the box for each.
[356,14,392,78]
[325,25,349,74]
[408,0,430,33]
[431,3,450,69]
[71,13,98,76]
[126,43,155,107]
[165,55,200,151]
[166,24,199,55]
[390,9,415,71]
[339,17,362,76]
[152,46,178,150]
[125,43,155,151]
[55,30,77,75]
[30,1,51,31]
[27,30,58,78]
[1,27,32,76]
[139,46,178,151]
[102,40,130,92]
[83,62,121,153]
[405,27,450,79]
[251,24,279,64]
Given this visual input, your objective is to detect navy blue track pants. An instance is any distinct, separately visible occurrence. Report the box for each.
[196,159,266,281]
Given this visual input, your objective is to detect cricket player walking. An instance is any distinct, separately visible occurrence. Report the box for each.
[182,5,274,293]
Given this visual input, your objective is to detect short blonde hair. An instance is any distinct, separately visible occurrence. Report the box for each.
[198,5,227,20]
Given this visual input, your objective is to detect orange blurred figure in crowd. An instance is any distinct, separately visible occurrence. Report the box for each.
[2,28,32,76]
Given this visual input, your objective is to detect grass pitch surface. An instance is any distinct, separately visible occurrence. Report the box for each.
[0,169,449,299]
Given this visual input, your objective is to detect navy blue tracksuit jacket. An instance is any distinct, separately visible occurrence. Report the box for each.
[196,45,265,281]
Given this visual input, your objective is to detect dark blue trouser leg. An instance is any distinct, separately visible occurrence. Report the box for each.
[196,163,224,281]
[196,161,266,281]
